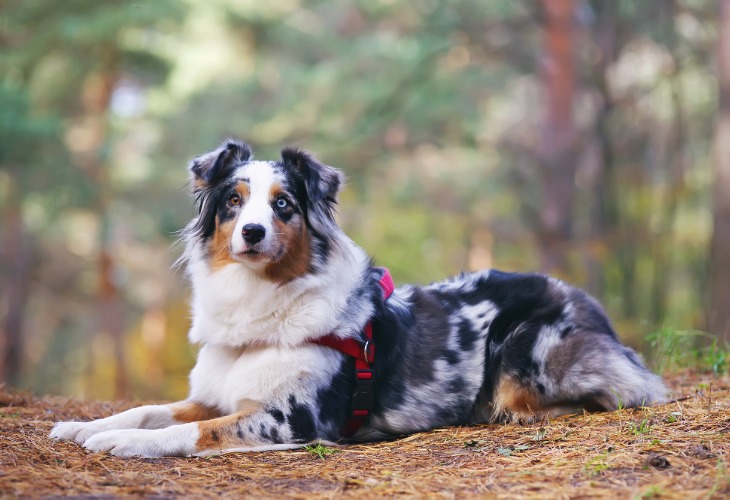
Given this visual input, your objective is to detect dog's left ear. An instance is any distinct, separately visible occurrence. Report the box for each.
[280,147,344,204]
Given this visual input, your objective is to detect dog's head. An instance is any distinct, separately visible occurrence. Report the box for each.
[186,139,344,282]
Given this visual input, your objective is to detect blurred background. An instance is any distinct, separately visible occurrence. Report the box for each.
[1,0,728,401]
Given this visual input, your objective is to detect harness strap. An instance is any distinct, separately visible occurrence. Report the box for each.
[311,267,393,437]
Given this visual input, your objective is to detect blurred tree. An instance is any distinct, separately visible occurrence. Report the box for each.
[0,0,725,398]
[0,85,61,385]
[0,0,185,394]
[156,0,717,340]
[709,0,730,343]
[582,0,619,297]
[536,0,577,276]
[514,0,720,342]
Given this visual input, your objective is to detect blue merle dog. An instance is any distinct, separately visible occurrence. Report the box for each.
[50,140,667,456]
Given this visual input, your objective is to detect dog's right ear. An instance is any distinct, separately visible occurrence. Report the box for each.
[189,140,253,191]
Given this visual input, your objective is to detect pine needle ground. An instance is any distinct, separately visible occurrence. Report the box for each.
[1,371,728,498]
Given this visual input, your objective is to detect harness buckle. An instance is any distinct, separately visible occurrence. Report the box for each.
[351,369,375,415]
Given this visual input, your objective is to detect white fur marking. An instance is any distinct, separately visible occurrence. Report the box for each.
[229,162,281,260]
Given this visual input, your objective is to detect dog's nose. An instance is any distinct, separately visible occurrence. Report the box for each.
[242,224,266,244]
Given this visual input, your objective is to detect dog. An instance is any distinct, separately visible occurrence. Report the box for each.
[50,140,668,457]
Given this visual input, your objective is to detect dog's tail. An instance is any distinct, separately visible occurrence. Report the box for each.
[491,331,668,422]
[488,284,668,421]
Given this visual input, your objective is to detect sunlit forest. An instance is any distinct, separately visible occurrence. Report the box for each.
[1,0,729,401]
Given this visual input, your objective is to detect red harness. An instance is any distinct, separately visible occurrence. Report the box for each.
[311,267,394,437]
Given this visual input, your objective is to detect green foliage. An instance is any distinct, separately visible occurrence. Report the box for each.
[303,443,338,460]
[639,484,666,499]
[709,459,729,497]
[628,418,652,437]
[496,445,529,456]
[610,389,625,411]
[664,411,682,423]
[0,0,727,399]
[584,453,611,477]
[0,84,59,164]
[532,427,548,441]
[648,329,729,375]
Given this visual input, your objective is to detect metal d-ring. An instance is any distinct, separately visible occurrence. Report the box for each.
[363,340,371,364]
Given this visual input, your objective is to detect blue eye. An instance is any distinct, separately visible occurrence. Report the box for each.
[276,198,288,209]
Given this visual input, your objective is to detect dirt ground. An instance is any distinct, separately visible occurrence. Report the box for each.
[1,371,728,498]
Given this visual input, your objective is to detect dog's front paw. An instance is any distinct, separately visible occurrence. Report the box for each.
[83,427,194,458]
[83,429,161,457]
[50,421,102,445]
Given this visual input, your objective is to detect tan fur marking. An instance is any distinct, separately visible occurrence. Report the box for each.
[209,182,250,271]
[265,220,311,283]
[209,217,238,270]
[171,401,222,423]
[264,184,312,284]
[235,181,250,200]
[195,399,261,452]
[493,376,545,421]
[269,182,285,200]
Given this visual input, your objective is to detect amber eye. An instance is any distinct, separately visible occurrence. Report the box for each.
[228,194,241,206]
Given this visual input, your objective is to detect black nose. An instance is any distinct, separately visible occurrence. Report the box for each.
[242,224,266,244]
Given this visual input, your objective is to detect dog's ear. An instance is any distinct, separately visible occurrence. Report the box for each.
[189,140,253,191]
[280,147,344,205]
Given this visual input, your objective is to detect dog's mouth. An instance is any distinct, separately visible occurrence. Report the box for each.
[235,246,271,264]
[233,245,289,269]
[238,249,265,261]
[232,240,288,267]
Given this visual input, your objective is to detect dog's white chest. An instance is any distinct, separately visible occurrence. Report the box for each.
[186,249,367,348]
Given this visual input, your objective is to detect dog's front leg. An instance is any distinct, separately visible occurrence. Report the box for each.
[49,400,221,445]
[82,401,268,457]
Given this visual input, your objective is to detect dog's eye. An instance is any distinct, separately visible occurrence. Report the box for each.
[228,194,241,206]
[276,198,289,209]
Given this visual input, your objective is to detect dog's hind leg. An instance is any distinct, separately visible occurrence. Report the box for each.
[491,374,548,422]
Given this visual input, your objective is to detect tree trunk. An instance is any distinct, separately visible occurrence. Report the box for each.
[708,0,730,344]
[586,1,619,298]
[537,0,577,276]
[649,46,685,327]
[0,174,32,386]
[79,65,130,398]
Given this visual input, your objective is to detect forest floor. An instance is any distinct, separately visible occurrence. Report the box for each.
[1,370,728,498]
